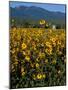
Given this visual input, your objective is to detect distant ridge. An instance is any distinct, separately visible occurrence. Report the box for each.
[10,6,65,25]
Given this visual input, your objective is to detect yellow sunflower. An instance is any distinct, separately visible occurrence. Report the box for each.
[21,43,27,50]
[37,74,42,79]
[25,56,30,62]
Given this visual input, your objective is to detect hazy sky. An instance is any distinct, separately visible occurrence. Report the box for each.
[9,1,66,13]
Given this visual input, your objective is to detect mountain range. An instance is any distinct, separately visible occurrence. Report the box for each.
[10,6,65,26]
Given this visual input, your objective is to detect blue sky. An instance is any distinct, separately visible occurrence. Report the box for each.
[9,1,66,13]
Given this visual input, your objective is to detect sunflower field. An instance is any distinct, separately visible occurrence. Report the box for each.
[10,28,66,88]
